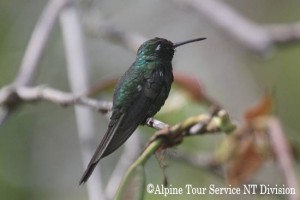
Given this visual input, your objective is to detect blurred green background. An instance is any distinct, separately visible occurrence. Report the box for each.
[0,0,299,199]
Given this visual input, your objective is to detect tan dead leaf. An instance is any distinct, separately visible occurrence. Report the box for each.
[226,124,271,186]
[227,136,265,186]
[244,93,273,122]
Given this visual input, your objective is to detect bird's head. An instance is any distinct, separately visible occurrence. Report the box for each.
[137,37,206,62]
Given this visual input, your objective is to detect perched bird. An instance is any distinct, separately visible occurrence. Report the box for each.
[80,37,206,184]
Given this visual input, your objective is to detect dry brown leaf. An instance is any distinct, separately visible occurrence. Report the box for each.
[244,93,273,122]
[227,132,266,186]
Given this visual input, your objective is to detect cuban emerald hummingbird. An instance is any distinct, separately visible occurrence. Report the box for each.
[80,37,206,184]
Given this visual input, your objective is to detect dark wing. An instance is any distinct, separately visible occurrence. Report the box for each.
[103,67,172,156]
[100,90,154,157]
[145,63,173,119]
[79,93,155,184]
[79,67,166,184]
[79,113,125,184]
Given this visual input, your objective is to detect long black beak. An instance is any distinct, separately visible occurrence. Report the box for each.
[173,37,206,48]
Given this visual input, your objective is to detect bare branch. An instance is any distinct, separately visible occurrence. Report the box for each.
[146,108,234,151]
[0,85,172,131]
[0,86,111,112]
[0,0,69,126]
[266,23,300,44]
[172,0,271,54]
[14,0,69,87]
[172,0,300,54]
[146,117,169,130]
[15,86,111,111]
[85,1,300,56]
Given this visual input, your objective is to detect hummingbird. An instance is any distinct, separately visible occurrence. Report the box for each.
[79,37,206,184]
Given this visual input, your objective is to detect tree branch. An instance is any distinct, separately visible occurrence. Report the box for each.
[266,23,300,45]
[17,86,112,111]
[14,0,69,87]
[0,0,69,126]
[0,85,171,132]
[172,0,300,55]
[115,108,235,198]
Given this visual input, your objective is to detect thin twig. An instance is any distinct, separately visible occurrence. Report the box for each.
[16,86,112,111]
[146,117,169,130]
[0,86,111,111]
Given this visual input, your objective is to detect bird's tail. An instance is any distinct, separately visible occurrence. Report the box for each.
[79,115,125,184]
